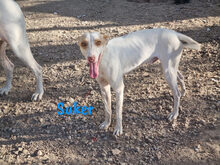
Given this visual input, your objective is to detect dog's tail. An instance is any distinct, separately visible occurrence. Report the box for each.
[177,33,201,50]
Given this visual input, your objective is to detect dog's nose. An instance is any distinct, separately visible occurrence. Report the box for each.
[88,56,95,63]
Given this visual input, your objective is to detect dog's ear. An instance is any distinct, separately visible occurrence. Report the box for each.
[103,35,109,41]
[101,34,109,44]
[76,35,82,46]
[76,34,85,46]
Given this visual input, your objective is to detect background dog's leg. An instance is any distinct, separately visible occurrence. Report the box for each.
[177,70,186,96]
[98,78,112,130]
[113,80,124,136]
[0,41,14,95]
[9,39,44,101]
[162,55,181,121]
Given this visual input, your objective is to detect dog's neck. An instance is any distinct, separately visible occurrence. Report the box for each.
[96,44,109,79]
[99,44,108,66]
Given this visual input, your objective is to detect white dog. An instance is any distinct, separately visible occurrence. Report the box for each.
[77,28,200,136]
[0,0,44,101]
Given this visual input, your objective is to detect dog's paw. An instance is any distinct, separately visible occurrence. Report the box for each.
[168,111,178,121]
[0,86,11,95]
[31,91,44,101]
[99,121,111,130]
[113,125,123,136]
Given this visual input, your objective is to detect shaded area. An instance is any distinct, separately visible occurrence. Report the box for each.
[20,0,220,26]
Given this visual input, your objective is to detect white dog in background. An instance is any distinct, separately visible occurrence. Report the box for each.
[77,28,200,136]
[0,0,44,101]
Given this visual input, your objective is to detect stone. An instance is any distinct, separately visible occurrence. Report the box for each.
[156,152,161,160]
[36,150,43,156]
[112,148,121,155]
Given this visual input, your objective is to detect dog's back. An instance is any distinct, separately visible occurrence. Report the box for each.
[108,28,200,56]
[104,28,200,73]
[109,28,178,49]
[0,0,25,41]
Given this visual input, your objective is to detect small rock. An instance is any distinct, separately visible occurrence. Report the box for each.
[108,158,113,162]
[144,137,153,143]
[3,106,9,114]
[3,105,9,110]
[39,118,44,123]
[207,28,210,31]
[168,105,172,110]
[74,65,79,71]
[194,144,201,152]
[23,149,29,155]
[18,147,23,152]
[12,129,16,133]
[90,90,95,95]
[77,14,86,18]
[36,150,43,156]
[156,152,161,160]
[68,98,74,103]
[38,150,43,156]
[120,163,127,165]
[14,151,19,155]
[211,78,218,83]
[53,12,58,15]
[112,148,121,155]
[184,118,190,128]
[135,147,140,152]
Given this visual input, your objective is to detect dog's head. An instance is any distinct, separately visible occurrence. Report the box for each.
[77,32,108,79]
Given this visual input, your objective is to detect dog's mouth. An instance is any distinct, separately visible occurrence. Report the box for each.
[89,54,101,79]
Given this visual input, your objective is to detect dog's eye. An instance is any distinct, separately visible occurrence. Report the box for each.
[81,42,88,48]
[95,40,102,46]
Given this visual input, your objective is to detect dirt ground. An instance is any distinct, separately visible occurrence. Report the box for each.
[0,0,220,164]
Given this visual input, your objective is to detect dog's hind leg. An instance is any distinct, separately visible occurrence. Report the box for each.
[162,54,182,121]
[177,70,186,96]
[98,77,112,130]
[8,37,44,101]
[0,41,14,95]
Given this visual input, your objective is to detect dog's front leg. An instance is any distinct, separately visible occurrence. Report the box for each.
[113,82,124,136]
[98,78,112,130]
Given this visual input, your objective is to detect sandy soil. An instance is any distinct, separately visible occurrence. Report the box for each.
[0,0,220,164]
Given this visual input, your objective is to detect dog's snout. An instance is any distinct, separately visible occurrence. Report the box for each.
[88,56,95,63]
